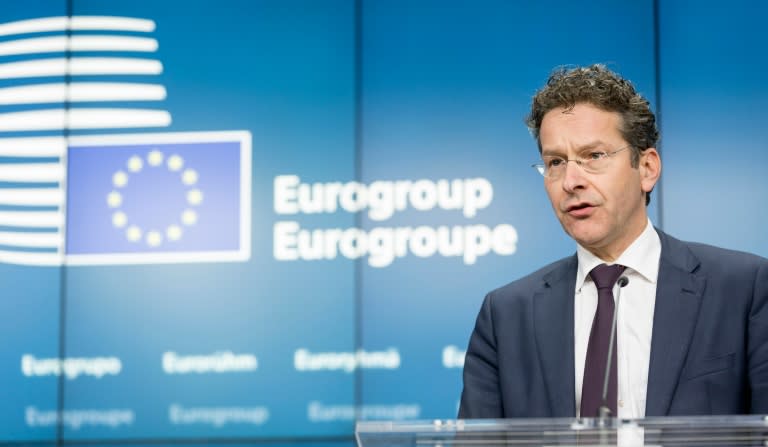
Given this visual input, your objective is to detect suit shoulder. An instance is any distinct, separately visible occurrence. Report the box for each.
[488,255,575,299]
[662,230,768,272]
[690,244,768,280]
[687,242,766,264]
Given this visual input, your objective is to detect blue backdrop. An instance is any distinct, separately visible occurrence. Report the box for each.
[0,0,765,444]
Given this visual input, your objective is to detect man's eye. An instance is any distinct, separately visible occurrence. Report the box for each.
[547,158,565,168]
[587,152,607,160]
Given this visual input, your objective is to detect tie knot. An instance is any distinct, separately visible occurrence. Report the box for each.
[589,263,626,289]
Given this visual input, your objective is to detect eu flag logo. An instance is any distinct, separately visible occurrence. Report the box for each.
[65,131,251,264]
[0,15,251,266]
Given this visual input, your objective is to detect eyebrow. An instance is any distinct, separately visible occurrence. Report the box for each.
[541,141,608,157]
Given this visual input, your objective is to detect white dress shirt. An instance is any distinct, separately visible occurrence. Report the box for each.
[574,219,661,418]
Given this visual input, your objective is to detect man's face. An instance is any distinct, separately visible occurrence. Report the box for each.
[539,103,660,261]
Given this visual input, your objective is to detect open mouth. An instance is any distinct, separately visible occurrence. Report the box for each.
[567,203,591,212]
[566,202,595,217]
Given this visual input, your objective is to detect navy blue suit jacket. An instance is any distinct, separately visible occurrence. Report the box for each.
[459,229,768,418]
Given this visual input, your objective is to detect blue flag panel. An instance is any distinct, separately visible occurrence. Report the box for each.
[65,132,250,263]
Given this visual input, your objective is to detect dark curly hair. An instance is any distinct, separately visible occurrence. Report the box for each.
[526,64,659,204]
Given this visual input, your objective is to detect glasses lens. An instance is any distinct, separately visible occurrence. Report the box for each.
[584,154,608,173]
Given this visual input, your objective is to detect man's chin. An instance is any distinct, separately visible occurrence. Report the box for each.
[564,227,606,250]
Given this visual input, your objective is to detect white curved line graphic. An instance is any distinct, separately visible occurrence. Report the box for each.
[0,58,163,79]
[0,164,64,182]
[0,109,171,131]
[0,232,62,248]
[0,83,167,104]
[0,35,158,56]
[0,189,63,206]
[0,211,63,227]
[70,16,155,32]
[0,17,68,36]
[0,137,66,157]
[70,57,163,75]
[0,16,155,36]
[0,250,62,266]
[72,35,158,52]
[0,59,67,79]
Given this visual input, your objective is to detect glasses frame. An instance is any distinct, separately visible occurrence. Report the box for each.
[531,145,632,178]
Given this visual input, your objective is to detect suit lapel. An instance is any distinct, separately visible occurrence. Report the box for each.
[534,255,577,417]
[645,230,706,416]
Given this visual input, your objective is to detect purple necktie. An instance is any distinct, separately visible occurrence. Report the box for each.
[581,263,626,417]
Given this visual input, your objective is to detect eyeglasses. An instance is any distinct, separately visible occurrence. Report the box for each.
[532,146,631,179]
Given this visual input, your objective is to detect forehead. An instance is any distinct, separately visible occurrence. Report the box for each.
[539,103,624,151]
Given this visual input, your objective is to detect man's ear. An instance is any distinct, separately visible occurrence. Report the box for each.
[639,148,661,193]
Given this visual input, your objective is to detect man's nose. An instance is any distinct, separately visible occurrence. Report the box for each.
[561,160,586,192]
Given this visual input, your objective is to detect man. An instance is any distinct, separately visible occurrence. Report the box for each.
[458,64,768,419]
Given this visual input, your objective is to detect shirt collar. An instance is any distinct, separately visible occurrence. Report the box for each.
[575,218,661,292]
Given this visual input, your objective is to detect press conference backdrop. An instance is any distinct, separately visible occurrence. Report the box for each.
[0,0,765,443]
